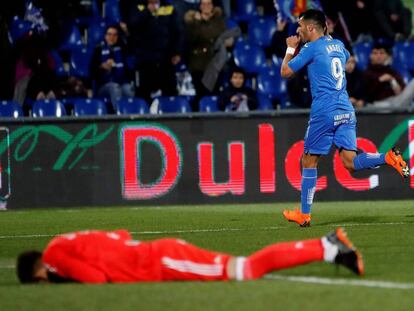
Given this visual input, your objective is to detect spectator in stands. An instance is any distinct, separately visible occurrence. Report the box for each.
[127,0,182,102]
[90,25,134,111]
[13,33,57,107]
[219,67,257,112]
[372,0,412,40]
[184,0,228,97]
[320,0,372,42]
[362,44,405,105]
[345,56,365,108]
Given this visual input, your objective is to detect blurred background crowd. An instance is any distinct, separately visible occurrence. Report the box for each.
[0,0,414,117]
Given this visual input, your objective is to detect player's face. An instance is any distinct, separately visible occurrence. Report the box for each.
[297,19,310,42]
[231,72,244,88]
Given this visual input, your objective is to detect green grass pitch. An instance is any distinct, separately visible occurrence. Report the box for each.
[1,201,414,310]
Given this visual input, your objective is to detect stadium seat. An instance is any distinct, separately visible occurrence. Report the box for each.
[0,101,24,118]
[87,20,107,47]
[232,0,258,22]
[73,98,107,116]
[257,94,274,111]
[393,41,414,71]
[353,41,373,70]
[59,23,83,51]
[155,97,192,114]
[199,96,219,112]
[32,99,67,118]
[69,46,93,78]
[117,98,149,115]
[50,51,67,77]
[75,0,101,26]
[104,0,122,24]
[248,17,277,48]
[9,16,32,43]
[257,68,287,100]
[233,41,267,74]
[225,18,239,29]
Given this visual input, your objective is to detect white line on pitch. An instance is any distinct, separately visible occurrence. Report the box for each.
[0,222,410,240]
[265,274,414,290]
[0,265,413,290]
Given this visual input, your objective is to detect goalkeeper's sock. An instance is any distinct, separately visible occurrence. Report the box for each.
[353,152,386,171]
[301,168,317,215]
[243,239,323,279]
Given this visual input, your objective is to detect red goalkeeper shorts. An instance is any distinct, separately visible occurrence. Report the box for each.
[151,238,231,281]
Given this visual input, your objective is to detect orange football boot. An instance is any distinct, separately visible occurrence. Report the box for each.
[326,227,365,276]
[385,147,409,178]
[283,208,311,227]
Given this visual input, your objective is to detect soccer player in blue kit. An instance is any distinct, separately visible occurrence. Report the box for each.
[280,9,410,227]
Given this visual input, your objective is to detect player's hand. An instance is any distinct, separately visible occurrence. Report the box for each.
[379,73,393,82]
[286,36,300,49]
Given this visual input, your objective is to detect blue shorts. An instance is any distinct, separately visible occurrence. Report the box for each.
[304,111,357,155]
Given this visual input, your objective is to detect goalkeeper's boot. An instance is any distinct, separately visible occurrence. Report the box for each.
[385,147,409,178]
[325,227,364,276]
[282,208,311,227]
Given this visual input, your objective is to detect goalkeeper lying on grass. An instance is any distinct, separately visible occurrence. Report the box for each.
[17,227,364,283]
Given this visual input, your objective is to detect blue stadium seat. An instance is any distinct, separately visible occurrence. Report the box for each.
[226,19,239,29]
[70,46,93,78]
[353,41,373,70]
[257,95,274,111]
[257,68,287,100]
[233,41,266,74]
[73,98,107,116]
[0,101,24,118]
[156,97,192,114]
[232,0,258,22]
[75,0,101,26]
[87,20,107,47]
[199,96,219,112]
[32,100,67,118]
[9,16,32,43]
[248,17,277,48]
[50,51,67,77]
[104,0,122,24]
[393,41,414,71]
[60,23,83,51]
[117,98,149,115]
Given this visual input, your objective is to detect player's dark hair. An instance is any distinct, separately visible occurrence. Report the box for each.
[16,250,42,283]
[300,9,327,34]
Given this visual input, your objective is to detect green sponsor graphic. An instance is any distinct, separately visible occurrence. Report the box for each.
[0,125,114,170]
[378,117,414,159]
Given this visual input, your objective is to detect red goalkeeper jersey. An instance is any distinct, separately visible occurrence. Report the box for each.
[42,230,231,283]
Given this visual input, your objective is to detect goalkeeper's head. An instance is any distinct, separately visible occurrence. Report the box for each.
[16,250,47,283]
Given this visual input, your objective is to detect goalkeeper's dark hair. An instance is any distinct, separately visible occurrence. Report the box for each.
[16,250,42,283]
[300,9,328,34]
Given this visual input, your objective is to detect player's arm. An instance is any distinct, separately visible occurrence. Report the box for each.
[281,36,300,79]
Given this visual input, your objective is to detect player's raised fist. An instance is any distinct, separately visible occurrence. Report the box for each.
[286,36,300,48]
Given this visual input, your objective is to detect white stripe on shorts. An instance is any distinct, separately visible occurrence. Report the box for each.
[161,257,223,276]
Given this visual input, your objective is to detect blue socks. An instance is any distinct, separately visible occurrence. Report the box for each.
[301,168,317,215]
[353,153,386,171]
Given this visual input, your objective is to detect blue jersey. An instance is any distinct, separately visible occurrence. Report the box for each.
[288,36,353,115]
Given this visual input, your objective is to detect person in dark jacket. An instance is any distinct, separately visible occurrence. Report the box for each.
[127,0,182,102]
[219,67,257,112]
[90,25,134,111]
[362,44,405,104]
[184,0,228,97]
